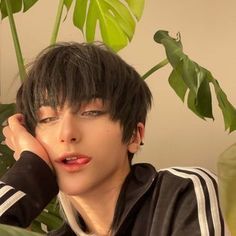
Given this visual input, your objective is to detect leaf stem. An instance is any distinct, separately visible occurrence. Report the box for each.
[50,0,64,45]
[142,58,169,80]
[5,0,26,82]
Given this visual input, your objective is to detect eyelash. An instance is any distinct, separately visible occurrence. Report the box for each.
[38,110,106,124]
[81,110,106,117]
[38,117,58,124]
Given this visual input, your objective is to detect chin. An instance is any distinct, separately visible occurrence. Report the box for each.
[60,187,81,196]
[59,182,90,196]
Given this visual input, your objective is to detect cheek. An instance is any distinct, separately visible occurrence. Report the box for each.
[99,125,127,154]
[98,123,121,141]
[35,128,55,152]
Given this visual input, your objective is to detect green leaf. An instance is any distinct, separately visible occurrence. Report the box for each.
[0,103,16,124]
[179,58,200,95]
[0,0,38,19]
[176,60,214,119]
[153,30,236,124]
[154,30,183,67]
[23,0,38,12]
[85,0,97,42]
[168,69,187,102]
[0,145,15,178]
[218,144,236,235]
[125,0,145,20]
[85,0,128,51]
[103,0,135,40]
[72,0,143,51]
[194,78,213,118]
[0,0,22,19]
[33,211,62,230]
[154,31,217,119]
[63,0,73,10]
[0,143,15,177]
[0,224,42,236]
[0,144,14,157]
[212,80,236,132]
[97,11,128,52]
[187,90,205,120]
[73,0,87,30]
[31,198,63,233]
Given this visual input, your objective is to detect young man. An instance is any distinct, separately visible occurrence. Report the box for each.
[1,42,229,235]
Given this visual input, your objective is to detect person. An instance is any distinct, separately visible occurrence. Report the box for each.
[0,42,229,236]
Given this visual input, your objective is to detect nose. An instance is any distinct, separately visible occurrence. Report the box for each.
[58,113,79,143]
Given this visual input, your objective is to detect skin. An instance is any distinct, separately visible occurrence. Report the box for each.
[3,99,144,235]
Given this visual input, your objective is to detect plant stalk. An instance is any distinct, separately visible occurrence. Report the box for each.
[5,0,26,82]
[142,58,169,80]
[50,0,64,45]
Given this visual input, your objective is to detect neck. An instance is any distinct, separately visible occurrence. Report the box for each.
[69,166,130,235]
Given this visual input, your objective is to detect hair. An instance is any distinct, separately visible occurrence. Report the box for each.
[16,42,152,235]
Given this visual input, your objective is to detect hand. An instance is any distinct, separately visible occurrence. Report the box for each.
[3,113,53,169]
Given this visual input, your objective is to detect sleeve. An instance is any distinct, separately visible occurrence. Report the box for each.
[167,167,230,236]
[0,151,59,228]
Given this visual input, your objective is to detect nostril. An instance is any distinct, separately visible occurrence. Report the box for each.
[59,137,77,143]
[71,138,77,142]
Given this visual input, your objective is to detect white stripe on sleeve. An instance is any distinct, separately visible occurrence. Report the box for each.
[162,168,210,236]
[0,185,14,198]
[173,167,221,235]
[0,190,26,216]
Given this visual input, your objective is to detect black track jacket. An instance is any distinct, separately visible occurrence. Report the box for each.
[0,151,230,236]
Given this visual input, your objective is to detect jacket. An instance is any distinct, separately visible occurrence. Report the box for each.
[0,151,229,235]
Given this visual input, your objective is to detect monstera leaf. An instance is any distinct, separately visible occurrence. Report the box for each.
[0,224,42,236]
[65,0,145,51]
[1,0,145,54]
[0,0,38,19]
[30,198,63,233]
[154,30,236,132]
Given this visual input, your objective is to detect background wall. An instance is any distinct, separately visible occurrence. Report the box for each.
[1,0,236,172]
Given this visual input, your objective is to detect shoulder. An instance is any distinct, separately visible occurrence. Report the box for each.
[156,166,220,213]
[157,166,218,189]
[156,167,230,235]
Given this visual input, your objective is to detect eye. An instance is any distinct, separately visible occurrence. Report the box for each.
[37,106,59,124]
[80,110,106,117]
[38,116,59,124]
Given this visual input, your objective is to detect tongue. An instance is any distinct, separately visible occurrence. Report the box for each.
[65,157,89,165]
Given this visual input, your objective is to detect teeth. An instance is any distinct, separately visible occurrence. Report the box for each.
[65,157,78,161]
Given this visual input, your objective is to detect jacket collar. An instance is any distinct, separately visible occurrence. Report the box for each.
[50,163,157,236]
[113,163,157,233]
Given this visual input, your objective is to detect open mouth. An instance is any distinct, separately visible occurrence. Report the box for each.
[62,156,79,164]
[59,155,91,166]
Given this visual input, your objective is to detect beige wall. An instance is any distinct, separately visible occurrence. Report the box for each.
[1,0,236,172]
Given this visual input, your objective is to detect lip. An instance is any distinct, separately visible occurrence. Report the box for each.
[55,153,91,172]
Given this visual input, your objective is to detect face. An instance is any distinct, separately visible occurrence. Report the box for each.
[35,99,138,196]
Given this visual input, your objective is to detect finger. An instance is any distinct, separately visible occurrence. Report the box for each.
[5,138,15,151]
[8,114,26,132]
[2,126,15,151]
[8,113,24,125]
[2,125,9,137]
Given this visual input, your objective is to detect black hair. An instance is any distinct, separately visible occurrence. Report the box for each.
[16,42,152,152]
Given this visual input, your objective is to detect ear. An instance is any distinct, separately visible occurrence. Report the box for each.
[128,123,145,154]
